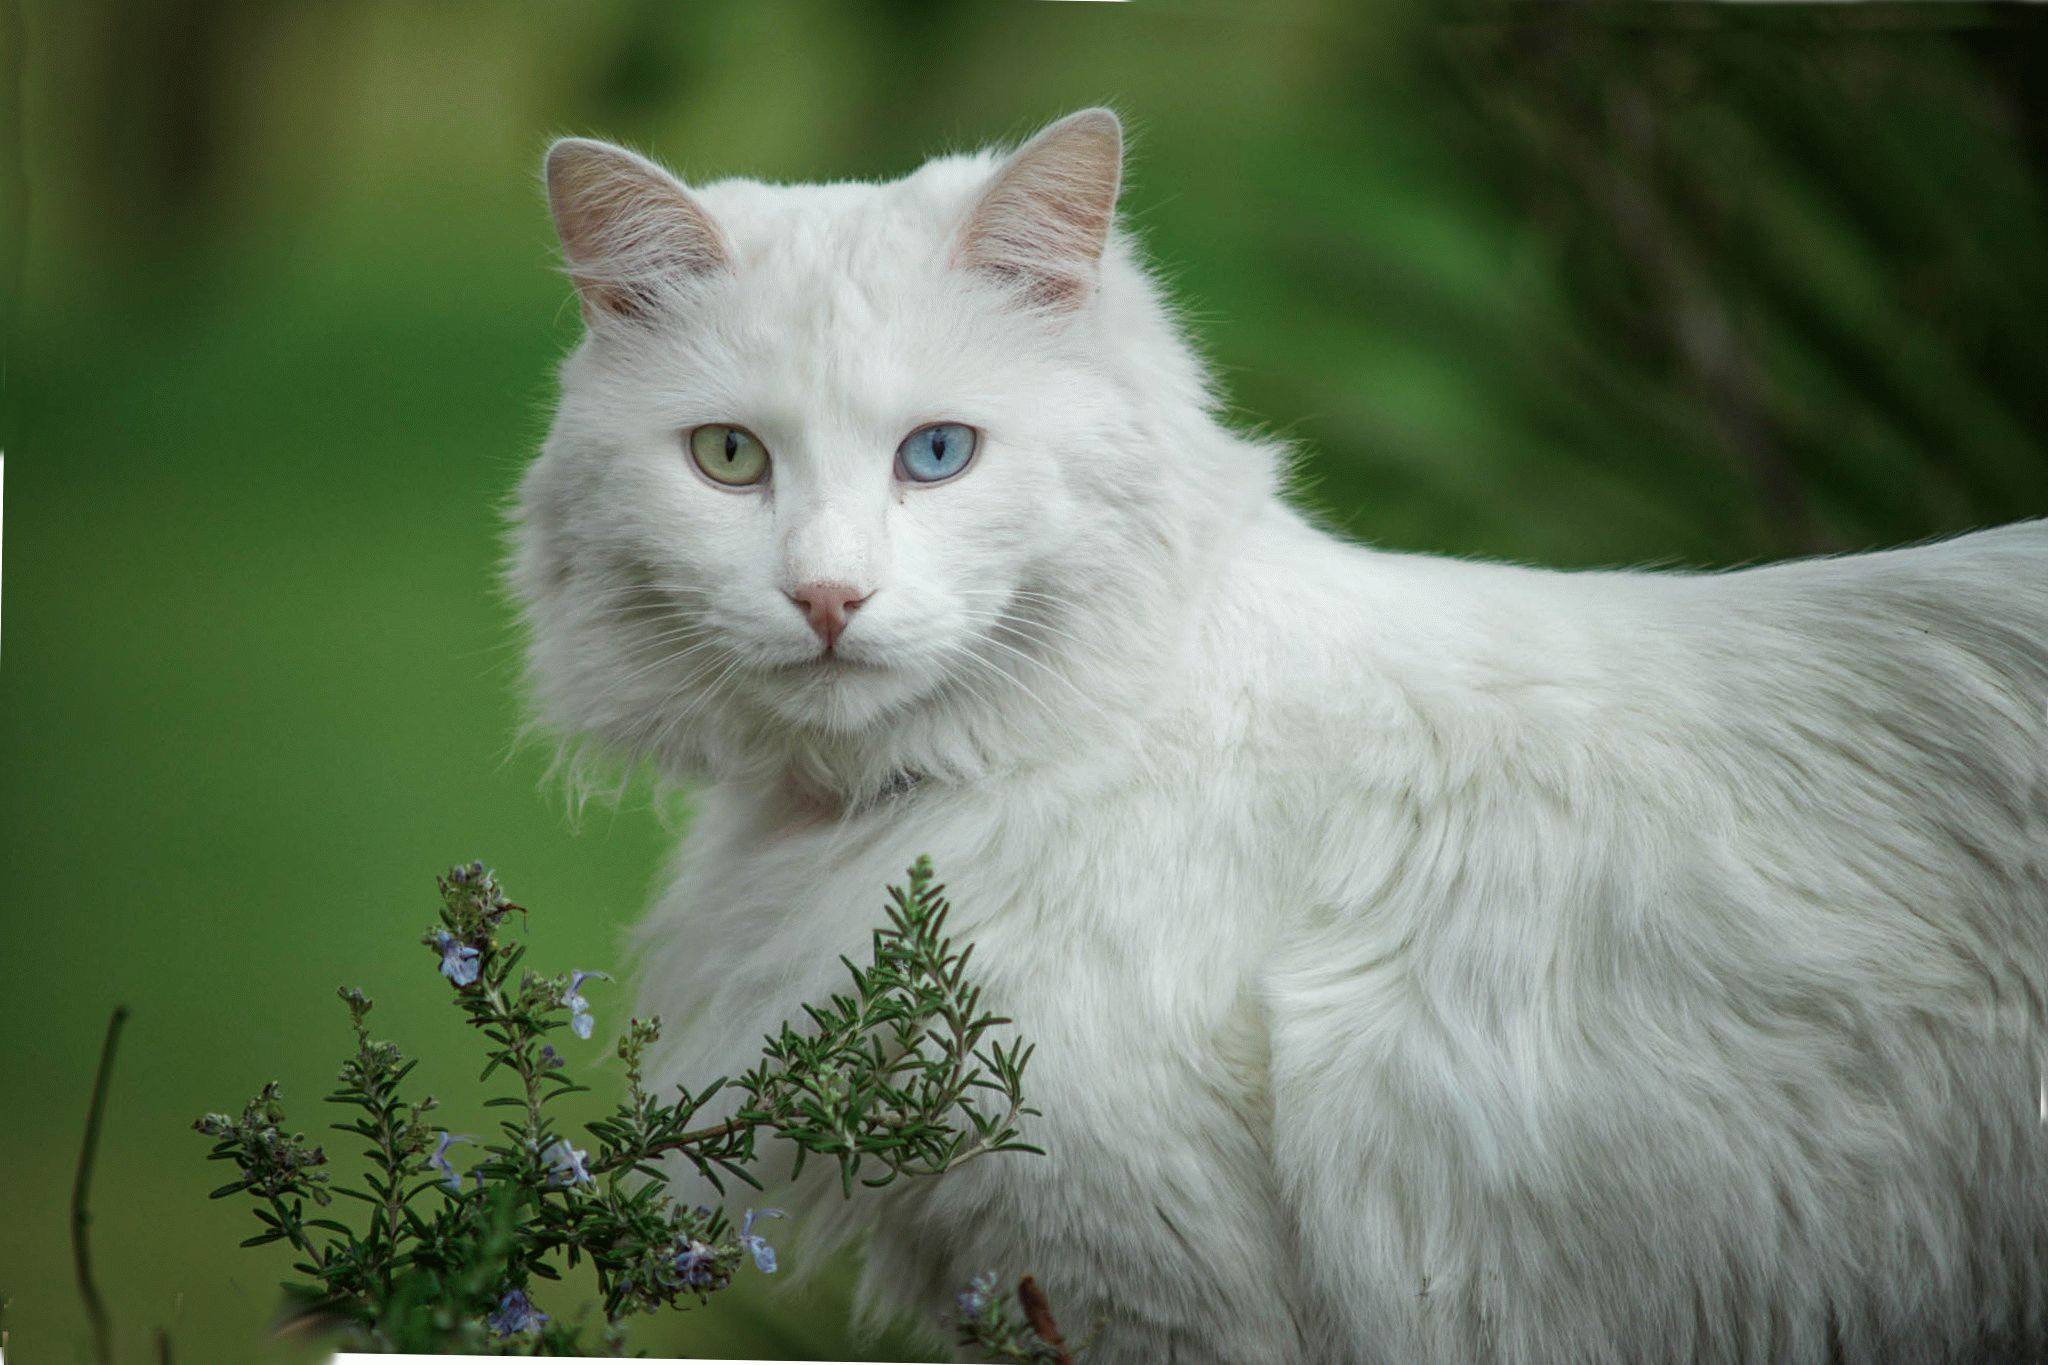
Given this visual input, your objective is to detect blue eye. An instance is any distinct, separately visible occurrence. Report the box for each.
[896,423,978,484]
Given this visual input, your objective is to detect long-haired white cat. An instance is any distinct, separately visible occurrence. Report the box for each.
[512,110,2048,1362]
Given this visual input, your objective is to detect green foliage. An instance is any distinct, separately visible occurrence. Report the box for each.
[193,859,1039,1355]
[727,863,1041,1198]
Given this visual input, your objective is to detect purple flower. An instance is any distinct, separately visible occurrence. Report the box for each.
[563,969,605,1010]
[433,930,480,987]
[428,1131,472,1191]
[563,969,609,1040]
[541,1138,592,1187]
[537,1044,563,1071]
[740,1207,785,1274]
[486,1287,547,1337]
[672,1237,717,1290]
[956,1270,998,1317]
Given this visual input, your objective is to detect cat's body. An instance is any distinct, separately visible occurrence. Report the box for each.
[515,112,2048,1362]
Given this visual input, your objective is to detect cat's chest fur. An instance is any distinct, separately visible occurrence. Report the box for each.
[638,712,1328,1357]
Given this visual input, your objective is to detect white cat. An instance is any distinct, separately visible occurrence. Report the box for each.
[511,110,2048,1363]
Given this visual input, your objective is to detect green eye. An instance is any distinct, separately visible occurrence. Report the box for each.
[688,424,769,486]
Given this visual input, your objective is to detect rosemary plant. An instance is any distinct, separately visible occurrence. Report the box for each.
[193,857,1047,1355]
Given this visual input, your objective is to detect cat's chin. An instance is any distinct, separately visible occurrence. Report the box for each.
[753,654,936,735]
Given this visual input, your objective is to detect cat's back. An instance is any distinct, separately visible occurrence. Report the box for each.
[1245,511,2048,1041]
[1225,513,2048,787]
[1626,515,2048,703]
[1644,519,2048,843]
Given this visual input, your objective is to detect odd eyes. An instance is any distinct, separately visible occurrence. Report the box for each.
[684,422,982,489]
[896,423,979,484]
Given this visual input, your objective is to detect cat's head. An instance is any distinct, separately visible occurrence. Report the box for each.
[511,110,1268,798]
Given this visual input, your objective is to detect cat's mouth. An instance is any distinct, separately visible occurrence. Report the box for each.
[777,651,883,675]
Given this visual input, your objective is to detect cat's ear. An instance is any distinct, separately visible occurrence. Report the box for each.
[544,138,729,325]
[956,108,1124,312]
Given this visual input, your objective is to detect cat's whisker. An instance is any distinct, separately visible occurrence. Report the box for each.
[937,657,1009,731]
[951,591,1097,651]
[954,626,1097,713]
[948,597,1082,629]
[940,646,1029,731]
[643,663,741,757]
[947,607,1094,657]
[595,632,740,735]
[955,585,1085,621]
[601,620,720,657]
[572,580,722,619]
[647,663,756,764]
[645,649,757,757]
[963,584,1087,617]
[982,616,1092,669]
[569,602,710,632]
[605,634,728,695]
[947,639,1080,743]
[610,634,724,679]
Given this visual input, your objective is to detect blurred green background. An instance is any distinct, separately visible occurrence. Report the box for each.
[4,1,2046,1360]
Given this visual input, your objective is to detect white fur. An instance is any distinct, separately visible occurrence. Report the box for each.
[511,114,2048,1363]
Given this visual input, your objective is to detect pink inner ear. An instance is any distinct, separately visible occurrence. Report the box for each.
[957,111,1123,310]
[546,139,729,322]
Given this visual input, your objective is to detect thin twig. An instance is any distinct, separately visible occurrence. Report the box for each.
[73,1005,131,1365]
[1018,1276,1074,1365]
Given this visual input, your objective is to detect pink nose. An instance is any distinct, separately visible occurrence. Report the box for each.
[786,581,870,650]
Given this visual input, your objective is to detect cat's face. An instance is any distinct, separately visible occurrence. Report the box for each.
[516,112,1161,766]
